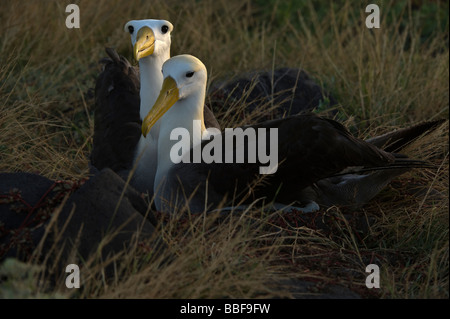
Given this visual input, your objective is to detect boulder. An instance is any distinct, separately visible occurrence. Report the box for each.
[0,169,164,281]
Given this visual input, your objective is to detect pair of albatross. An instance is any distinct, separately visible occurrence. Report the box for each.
[92,19,443,215]
[92,19,219,195]
[126,20,221,196]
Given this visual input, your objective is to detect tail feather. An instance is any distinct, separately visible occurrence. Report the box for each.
[366,119,446,152]
[329,159,435,178]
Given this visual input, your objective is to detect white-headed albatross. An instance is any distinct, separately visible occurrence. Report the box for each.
[91,20,219,195]
[140,55,439,214]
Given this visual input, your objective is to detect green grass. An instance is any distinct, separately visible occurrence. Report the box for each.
[0,0,448,299]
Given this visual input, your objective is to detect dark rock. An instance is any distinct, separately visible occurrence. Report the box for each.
[0,173,56,230]
[0,173,60,260]
[208,68,338,123]
[37,169,163,275]
[1,169,164,281]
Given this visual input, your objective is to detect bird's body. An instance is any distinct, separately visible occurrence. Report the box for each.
[123,19,173,195]
[141,55,437,214]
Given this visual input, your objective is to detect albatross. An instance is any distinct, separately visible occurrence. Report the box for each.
[141,55,441,214]
[125,19,173,195]
[91,19,219,195]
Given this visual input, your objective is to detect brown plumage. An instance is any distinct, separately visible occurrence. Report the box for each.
[166,114,430,212]
[91,48,141,176]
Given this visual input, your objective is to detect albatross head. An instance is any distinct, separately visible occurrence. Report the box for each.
[142,55,207,137]
[124,19,173,61]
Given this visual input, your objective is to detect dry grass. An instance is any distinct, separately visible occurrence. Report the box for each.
[0,0,448,298]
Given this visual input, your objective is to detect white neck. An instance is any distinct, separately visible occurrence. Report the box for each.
[154,85,207,191]
[139,52,170,122]
[133,51,170,195]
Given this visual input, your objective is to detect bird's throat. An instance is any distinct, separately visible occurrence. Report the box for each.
[154,92,206,192]
[139,55,168,122]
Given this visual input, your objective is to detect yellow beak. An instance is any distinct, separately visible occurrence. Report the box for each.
[142,76,179,137]
[134,26,155,61]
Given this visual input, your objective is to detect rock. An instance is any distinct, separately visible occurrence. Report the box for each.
[0,172,60,260]
[44,168,160,260]
[0,169,164,281]
[0,257,66,298]
[208,67,338,123]
[0,172,57,228]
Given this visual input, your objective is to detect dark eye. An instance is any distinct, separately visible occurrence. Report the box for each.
[128,25,134,34]
[186,71,194,78]
[161,25,169,34]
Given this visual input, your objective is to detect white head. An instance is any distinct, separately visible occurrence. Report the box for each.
[142,55,207,137]
[124,19,173,61]
[163,55,207,101]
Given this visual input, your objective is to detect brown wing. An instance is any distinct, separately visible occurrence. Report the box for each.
[204,103,221,130]
[169,113,400,209]
[91,48,141,173]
